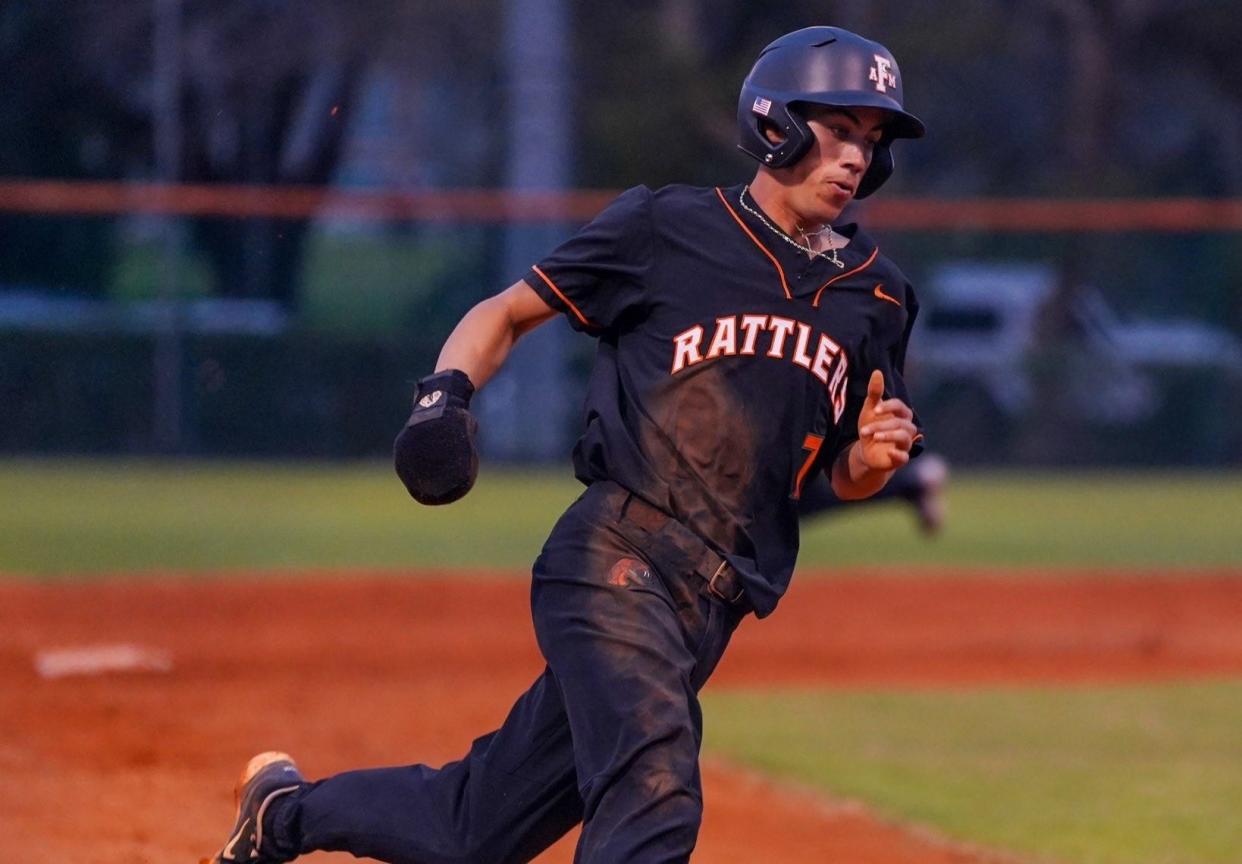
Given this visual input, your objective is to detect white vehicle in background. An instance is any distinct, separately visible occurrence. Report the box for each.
[910,262,1242,460]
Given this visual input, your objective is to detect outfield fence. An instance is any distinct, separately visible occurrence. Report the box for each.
[2,181,1240,464]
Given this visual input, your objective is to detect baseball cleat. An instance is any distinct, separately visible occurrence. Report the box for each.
[204,751,303,864]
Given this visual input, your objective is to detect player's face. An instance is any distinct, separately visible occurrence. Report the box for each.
[785,106,888,224]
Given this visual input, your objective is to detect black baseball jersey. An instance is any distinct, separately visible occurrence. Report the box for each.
[527,183,923,617]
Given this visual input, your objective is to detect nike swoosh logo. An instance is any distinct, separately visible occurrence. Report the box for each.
[222,817,249,860]
[873,283,901,307]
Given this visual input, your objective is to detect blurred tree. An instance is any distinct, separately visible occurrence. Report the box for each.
[72,0,369,308]
[4,0,506,309]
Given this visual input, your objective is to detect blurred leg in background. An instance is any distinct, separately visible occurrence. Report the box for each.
[799,453,949,535]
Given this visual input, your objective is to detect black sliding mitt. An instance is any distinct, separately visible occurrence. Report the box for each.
[393,369,478,505]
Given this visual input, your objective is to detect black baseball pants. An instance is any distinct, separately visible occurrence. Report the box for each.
[265,480,746,863]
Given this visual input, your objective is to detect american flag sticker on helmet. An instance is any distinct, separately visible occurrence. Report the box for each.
[752,96,772,116]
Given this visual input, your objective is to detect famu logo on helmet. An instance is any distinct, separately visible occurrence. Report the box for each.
[736,26,925,199]
[870,54,897,92]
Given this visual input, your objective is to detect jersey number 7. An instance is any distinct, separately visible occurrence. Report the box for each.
[791,433,825,500]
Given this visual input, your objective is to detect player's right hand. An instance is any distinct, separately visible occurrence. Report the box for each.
[393,369,479,505]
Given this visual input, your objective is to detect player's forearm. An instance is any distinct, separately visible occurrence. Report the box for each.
[829,441,894,500]
[434,296,520,390]
[434,281,557,390]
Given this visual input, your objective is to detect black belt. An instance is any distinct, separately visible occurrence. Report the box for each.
[617,491,750,609]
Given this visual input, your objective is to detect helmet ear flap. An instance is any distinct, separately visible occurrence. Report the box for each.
[736,95,816,169]
[855,141,894,199]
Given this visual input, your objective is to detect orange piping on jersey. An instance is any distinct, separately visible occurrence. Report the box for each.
[873,283,902,307]
[715,187,792,301]
[531,264,595,328]
[811,246,880,308]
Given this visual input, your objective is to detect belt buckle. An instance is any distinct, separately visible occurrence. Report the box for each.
[707,560,744,604]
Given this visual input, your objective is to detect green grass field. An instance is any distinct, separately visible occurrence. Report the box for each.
[704,682,1242,864]
[0,460,581,575]
[1,460,1239,575]
[3,460,1240,864]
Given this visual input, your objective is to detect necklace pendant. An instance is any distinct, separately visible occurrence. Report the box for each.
[741,185,847,270]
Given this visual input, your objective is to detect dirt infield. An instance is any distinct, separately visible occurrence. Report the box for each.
[3,568,1241,863]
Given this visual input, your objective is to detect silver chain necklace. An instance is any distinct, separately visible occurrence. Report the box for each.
[738,185,844,269]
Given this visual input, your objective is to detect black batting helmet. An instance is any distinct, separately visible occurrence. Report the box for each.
[737,26,925,198]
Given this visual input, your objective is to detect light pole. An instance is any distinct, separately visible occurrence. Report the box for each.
[151,0,184,453]
[476,0,573,461]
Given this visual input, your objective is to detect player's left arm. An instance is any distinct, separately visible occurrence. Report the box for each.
[830,370,918,500]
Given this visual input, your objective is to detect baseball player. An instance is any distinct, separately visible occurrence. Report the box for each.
[208,25,926,864]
